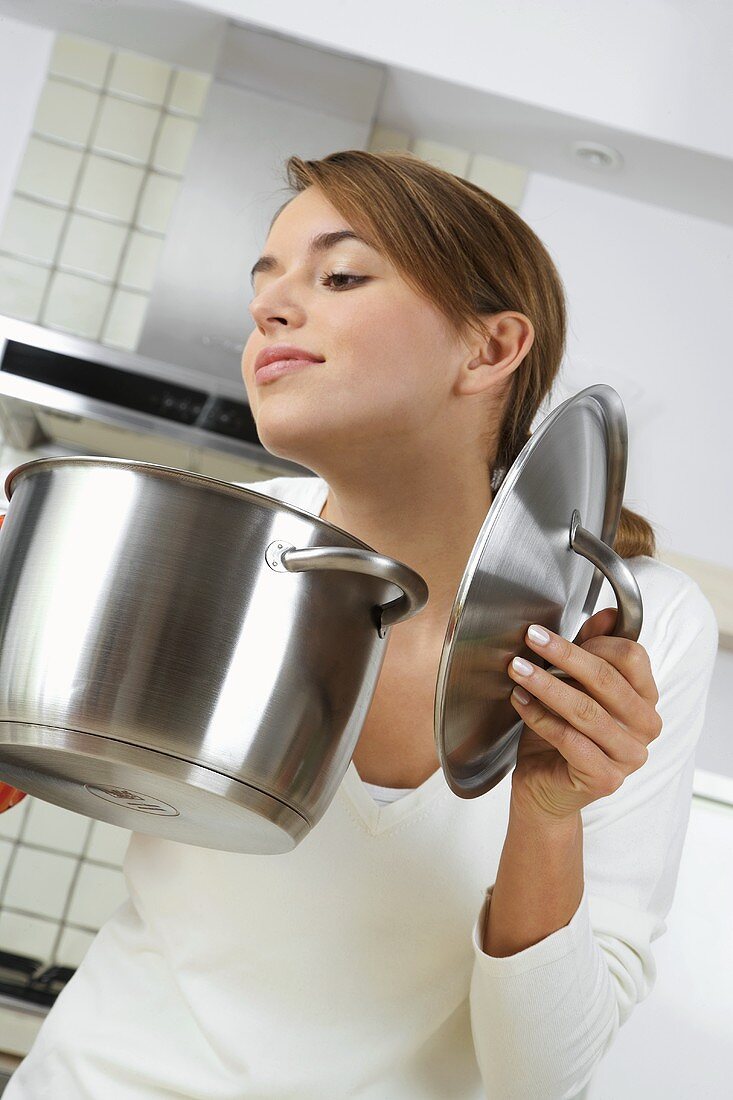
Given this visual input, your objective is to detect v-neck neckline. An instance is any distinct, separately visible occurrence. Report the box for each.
[341,760,448,835]
[304,475,450,835]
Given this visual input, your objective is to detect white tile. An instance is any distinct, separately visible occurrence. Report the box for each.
[0,907,58,960]
[467,153,528,208]
[135,173,179,234]
[58,213,128,280]
[0,795,29,840]
[75,154,145,223]
[92,96,161,164]
[22,798,91,855]
[100,288,148,350]
[0,196,66,264]
[32,79,100,147]
[86,820,132,866]
[66,861,128,928]
[368,125,411,153]
[49,34,111,89]
[3,845,77,920]
[0,836,11,882]
[118,230,163,292]
[42,271,112,340]
[14,136,84,206]
[409,138,471,177]
[55,924,97,968]
[108,51,171,106]
[151,114,198,175]
[0,255,51,323]
[168,69,211,117]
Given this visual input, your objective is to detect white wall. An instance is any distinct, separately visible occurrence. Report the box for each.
[520,170,733,568]
[0,16,53,224]
[188,0,733,160]
[696,650,733,780]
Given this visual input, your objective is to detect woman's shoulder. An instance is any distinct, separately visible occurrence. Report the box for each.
[594,554,719,671]
[609,553,714,618]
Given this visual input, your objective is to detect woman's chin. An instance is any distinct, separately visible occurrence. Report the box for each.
[254,422,323,467]
[254,403,370,469]
[261,433,360,476]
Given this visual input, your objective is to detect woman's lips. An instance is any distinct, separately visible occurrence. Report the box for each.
[254,358,322,385]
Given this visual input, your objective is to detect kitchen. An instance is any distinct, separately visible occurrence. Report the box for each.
[0,1,731,1097]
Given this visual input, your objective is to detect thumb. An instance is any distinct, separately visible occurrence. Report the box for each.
[572,605,618,647]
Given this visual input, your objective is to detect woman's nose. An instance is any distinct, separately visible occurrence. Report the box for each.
[249,284,306,331]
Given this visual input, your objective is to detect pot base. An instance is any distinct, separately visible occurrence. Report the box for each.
[0,723,310,854]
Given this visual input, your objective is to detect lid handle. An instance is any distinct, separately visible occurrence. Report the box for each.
[548,509,643,683]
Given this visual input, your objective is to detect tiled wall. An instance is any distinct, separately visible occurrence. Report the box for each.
[0,93,529,974]
[0,33,211,350]
[0,788,131,969]
[367,126,528,210]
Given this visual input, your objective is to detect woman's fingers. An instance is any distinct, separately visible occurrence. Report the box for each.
[511,690,631,794]
[508,657,648,768]
[521,620,662,737]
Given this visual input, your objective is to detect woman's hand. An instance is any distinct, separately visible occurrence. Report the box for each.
[507,607,663,823]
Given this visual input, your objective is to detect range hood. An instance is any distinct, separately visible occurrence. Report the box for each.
[135,23,383,382]
[0,313,310,485]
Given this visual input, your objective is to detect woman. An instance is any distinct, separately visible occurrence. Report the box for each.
[4,150,719,1099]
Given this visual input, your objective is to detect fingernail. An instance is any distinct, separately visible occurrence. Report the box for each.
[512,656,534,676]
[527,624,550,646]
[512,685,531,705]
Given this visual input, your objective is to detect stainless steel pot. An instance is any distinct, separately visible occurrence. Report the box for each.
[0,458,428,854]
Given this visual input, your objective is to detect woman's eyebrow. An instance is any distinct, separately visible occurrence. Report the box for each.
[250,230,372,287]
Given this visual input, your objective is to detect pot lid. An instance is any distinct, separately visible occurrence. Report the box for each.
[434,383,639,798]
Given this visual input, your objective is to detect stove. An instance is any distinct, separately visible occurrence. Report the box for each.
[0,949,75,1010]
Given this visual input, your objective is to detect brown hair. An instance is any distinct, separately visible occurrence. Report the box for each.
[273,149,656,559]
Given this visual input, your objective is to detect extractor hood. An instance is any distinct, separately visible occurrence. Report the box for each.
[0,313,310,484]
[135,22,384,382]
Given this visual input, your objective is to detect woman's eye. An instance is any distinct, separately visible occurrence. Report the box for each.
[319,271,366,290]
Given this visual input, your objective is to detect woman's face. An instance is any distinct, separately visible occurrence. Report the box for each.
[242,186,477,471]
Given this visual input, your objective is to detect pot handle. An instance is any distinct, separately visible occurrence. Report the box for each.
[547,509,643,683]
[265,542,429,638]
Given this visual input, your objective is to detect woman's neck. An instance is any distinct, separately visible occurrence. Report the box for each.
[317,465,493,635]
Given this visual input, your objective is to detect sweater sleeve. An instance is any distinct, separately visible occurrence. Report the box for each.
[467,572,720,1100]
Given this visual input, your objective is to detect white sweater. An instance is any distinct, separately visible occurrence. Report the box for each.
[6,475,719,1100]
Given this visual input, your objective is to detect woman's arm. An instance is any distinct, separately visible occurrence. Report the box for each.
[468,572,719,1100]
[482,804,583,957]
[482,595,662,959]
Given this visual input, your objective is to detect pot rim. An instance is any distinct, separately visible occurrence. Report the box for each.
[4,455,374,552]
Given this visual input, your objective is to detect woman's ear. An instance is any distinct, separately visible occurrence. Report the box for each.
[455,312,534,397]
